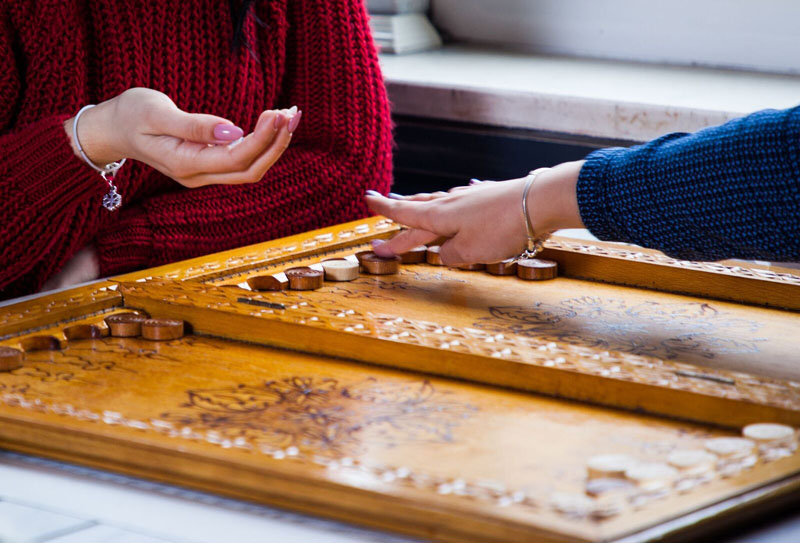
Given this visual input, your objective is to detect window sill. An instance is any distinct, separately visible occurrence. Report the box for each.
[380,45,800,142]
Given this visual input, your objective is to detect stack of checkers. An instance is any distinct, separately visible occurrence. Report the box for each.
[743,423,798,458]
[247,267,326,291]
[667,449,717,479]
[356,251,401,274]
[246,250,405,293]
[704,436,758,474]
[244,242,558,294]
[105,313,185,341]
[423,246,557,281]
[0,313,186,373]
[549,422,799,519]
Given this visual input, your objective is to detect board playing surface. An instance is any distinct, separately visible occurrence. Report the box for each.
[1,217,799,542]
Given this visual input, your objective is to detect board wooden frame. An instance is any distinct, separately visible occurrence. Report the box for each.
[1,216,799,543]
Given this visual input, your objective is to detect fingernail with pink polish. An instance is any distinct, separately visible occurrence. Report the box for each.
[213,124,244,141]
[288,110,303,133]
[274,114,285,130]
[388,193,405,199]
[469,178,483,185]
[365,190,382,197]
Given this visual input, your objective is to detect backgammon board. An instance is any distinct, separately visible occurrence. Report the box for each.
[1,216,800,543]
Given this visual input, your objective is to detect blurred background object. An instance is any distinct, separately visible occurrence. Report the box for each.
[367,0,442,54]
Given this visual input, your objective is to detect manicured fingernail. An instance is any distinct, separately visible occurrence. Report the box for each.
[287,105,298,115]
[365,190,382,197]
[469,178,483,185]
[274,113,285,130]
[288,110,302,133]
[388,192,405,199]
[213,124,243,141]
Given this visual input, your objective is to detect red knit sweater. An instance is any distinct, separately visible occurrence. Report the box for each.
[0,1,392,299]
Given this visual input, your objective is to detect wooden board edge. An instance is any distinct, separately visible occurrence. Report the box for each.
[0,414,583,543]
[0,282,123,338]
[121,293,800,429]
[541,240,800,312]
[111,217,401,283]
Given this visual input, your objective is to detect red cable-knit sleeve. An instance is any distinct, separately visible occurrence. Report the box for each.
[0,12,107,297]
[94,0,392,275]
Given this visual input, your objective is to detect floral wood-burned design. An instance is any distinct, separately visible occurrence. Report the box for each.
[0,381,43,397]
[12,349,134,386]
[474,297,765,361]
[7,337,191,386]
[160,377,477,457]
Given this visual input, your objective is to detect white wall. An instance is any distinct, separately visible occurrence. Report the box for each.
[431,0,800,74]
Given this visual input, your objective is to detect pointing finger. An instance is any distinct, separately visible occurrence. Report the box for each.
[365,192,441,234]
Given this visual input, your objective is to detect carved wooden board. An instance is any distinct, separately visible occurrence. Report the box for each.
[1,217,799,543]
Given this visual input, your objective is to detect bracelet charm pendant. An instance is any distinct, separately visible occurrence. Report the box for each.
[101,170,123,211]
[514,238,546,262]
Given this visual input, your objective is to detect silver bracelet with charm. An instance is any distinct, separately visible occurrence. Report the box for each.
[515,167,551,261]
[72,104,126,211]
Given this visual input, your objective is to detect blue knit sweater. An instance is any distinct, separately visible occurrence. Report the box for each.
[577,106,800,262]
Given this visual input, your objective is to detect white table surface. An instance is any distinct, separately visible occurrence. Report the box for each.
[0,451,416,543]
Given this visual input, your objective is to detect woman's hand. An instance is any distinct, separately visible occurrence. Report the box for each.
[365,161,586,267]
[64,88,302,188]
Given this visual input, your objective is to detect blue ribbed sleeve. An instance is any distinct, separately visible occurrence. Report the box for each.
[577,106,800,262]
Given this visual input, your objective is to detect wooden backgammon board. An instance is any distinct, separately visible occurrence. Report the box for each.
[2,216,800,543]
